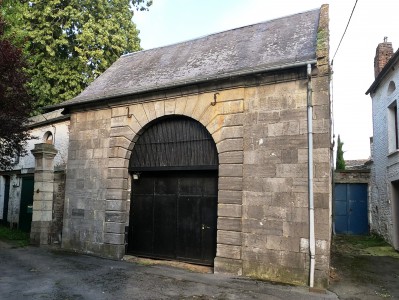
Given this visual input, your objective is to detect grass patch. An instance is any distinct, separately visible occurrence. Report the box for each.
[0,225,29,247]
[333,234,399,258]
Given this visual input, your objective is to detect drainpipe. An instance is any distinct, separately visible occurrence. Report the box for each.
[307,63,316,288]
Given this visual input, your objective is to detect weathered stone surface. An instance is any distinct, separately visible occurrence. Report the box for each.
[243,164,276,178]
[154,101,165,118]
[109,136,132,150]
[219,151,243,164]
[214,257,243,275]
[104,233,124,245]
[217,244,241,259]
[218,217,242,232]
[106,178,128,190]
[217,139,243,153]
[108,168,129,179]
[219,164,243,177]
[218,190,242,204]
[129,104,148,127]
[266,235,300,252]
[105,200,126,211]
[242,219,283,235]
[218,177,243,191]
[218,204,242,218]
[276,163,307,178]
[107,158,128,169]
[142,102,157,122]
[164,100,176,115]
[108,147,129,159]
[174,97,187,115]
[106,189,128,201]
[105,222,125,234]
[105,212,126,223]
[217,230,242,246]
[221,100,244,115]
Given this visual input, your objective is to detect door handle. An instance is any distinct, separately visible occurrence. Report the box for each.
[202,224,211,230]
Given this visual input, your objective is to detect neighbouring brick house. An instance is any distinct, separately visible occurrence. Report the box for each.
[38,6,332,287]
[0,109,69,242]
[366,39,399,250]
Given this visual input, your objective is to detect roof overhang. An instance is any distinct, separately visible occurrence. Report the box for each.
[45,59,317,112]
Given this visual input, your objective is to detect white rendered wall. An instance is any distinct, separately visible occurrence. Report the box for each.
[370,61,399,247]
[4,110,70,227]
[16,120,69,172]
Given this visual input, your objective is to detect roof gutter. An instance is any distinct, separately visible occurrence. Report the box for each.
[45,59,317,112]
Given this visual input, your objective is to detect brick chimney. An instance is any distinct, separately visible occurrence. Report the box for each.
[374,37,394,78]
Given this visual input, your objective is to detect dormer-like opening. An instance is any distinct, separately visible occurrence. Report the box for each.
[388,81,396,94]
[43,131,53,144]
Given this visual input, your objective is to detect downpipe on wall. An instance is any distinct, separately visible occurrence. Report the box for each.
[307,63,316,288]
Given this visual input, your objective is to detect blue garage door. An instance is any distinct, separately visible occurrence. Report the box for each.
[334,183,368,235]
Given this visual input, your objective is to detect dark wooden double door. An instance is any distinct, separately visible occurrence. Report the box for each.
[127,171,217,266]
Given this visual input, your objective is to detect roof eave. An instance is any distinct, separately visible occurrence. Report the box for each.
[45,59,317,112]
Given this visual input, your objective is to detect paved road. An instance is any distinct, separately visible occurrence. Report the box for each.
[0,241,337,300]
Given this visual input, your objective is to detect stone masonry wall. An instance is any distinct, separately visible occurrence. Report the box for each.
[62,109,111,254]
[52,171,65,244]
[239,5,331,287]
[241,75,331,287]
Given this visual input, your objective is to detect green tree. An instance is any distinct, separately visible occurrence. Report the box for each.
[336,135,345,170]
[2,0,151,110]
[0,15,33,169]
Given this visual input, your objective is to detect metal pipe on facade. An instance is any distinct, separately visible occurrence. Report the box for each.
[307,63,316,288]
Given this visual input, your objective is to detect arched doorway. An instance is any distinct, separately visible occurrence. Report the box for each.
[127,116,218,266]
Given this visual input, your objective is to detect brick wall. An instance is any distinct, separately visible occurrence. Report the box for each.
[374,41,394,78]
[334,170,370,184]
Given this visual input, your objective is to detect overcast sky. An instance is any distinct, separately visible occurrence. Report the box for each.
[133,0,399,160]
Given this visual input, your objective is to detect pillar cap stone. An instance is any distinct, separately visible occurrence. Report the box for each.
[31,143,58,158]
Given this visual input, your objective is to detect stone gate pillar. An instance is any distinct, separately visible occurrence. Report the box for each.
[30,143,58,245]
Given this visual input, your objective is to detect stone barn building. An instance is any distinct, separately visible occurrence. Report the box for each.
[47,6,332,287]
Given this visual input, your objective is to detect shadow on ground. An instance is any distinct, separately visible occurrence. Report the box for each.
[329,235,399,299]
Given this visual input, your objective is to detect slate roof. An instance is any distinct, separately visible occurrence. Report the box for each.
[28,109,70,129]
[52,8,320,109]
